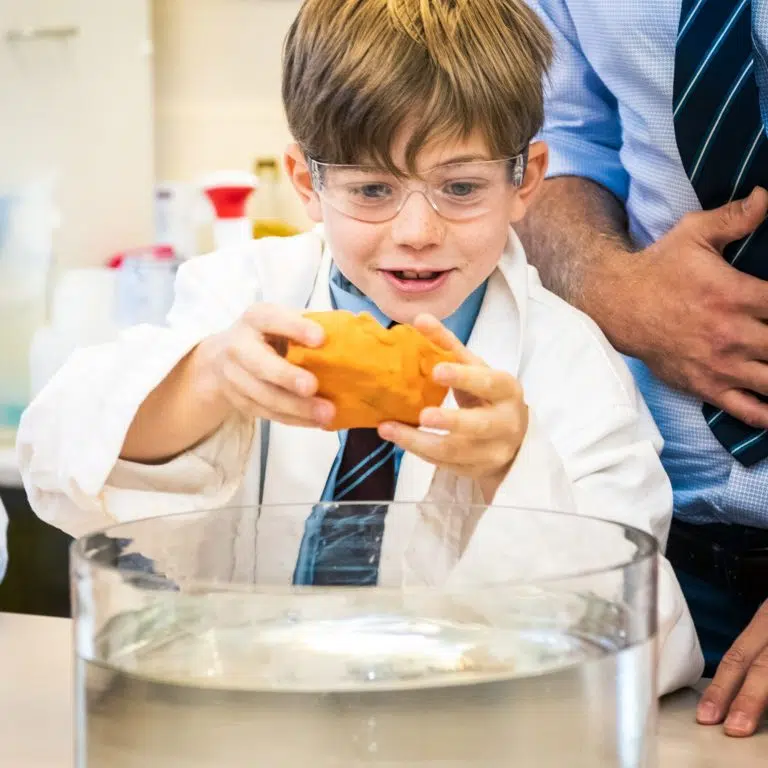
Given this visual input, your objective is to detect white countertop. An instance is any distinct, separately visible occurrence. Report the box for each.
[0,612,765,767]
[0,614,73,767]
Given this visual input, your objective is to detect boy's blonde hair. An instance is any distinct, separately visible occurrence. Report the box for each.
[282,0,552,174]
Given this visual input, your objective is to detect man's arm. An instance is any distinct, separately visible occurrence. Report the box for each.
[517,176,768,431]
[515,176,632,345]
[522,0,768,425]
[517,176,677,363]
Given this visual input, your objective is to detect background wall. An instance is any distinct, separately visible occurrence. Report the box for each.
[0,0,155,268]
[153,0,311,232]
[0,0,309,269]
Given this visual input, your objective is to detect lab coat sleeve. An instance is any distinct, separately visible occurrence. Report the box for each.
[16,248,263,539]
[418,406,703,696]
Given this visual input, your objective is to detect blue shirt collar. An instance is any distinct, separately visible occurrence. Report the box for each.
[328,263,486,346]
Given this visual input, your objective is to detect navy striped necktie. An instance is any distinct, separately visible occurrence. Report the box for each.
[308,429,396,586]
[309,316,399,586]
[674,0,768,466]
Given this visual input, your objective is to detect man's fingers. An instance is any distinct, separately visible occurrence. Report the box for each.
[732,361,768,399]
[733,272,768,319]
[698,680,741,727]
[723,601,768,737]
[723,643,768,737]
[244,303,325,348]
[696,187,768,252]
[698,601,768,727]
[716,389,768,431]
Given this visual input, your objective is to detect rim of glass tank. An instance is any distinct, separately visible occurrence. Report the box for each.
[69,502,658,590]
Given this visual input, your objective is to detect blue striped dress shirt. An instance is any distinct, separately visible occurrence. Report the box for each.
[530,0,768,526]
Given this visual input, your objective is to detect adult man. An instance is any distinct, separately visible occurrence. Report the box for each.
[520,0,768,738]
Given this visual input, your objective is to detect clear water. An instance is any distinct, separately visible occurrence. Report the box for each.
[76,610,656,767]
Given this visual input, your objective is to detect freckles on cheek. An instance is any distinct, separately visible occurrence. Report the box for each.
[455,224,508,276]
[324,218,386,278]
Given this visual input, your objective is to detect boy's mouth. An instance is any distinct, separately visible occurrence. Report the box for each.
[391,270,443,281]
[381,268,453,293]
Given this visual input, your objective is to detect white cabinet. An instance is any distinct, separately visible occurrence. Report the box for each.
[0,0,155,268]
[0,1,154,435]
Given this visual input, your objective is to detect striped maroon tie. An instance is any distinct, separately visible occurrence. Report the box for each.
[310,317,401,586]
[310,428,396,586]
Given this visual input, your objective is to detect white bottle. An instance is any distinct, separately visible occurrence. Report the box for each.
[198,171,259,250]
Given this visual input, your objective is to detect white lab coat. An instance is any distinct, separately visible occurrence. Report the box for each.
[16,227,703,693]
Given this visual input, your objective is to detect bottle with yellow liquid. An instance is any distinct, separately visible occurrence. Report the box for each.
[251,157,300,239]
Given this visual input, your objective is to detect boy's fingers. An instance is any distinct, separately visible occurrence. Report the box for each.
[225,365,334,426]
[379,422,468,465]
[230,338,318,397]
[379,421,517,476]
[264,406,333,429]
[244,304,325,348]
[227,386,319,428]
[433,364,522,403]
[420,405,521,440]
[413,314,479,365]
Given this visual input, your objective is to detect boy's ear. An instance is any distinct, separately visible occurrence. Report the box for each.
[284,143,323,222]
[508,141,549,223]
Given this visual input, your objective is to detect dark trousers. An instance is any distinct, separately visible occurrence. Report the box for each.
[674,568,762,677]
[667,519,768,677]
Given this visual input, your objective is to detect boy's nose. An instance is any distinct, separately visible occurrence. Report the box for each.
[390,191,445,250]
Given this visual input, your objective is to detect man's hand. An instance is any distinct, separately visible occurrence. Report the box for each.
[588,186,768,428]
[378,314,528,502]
[697,600,768,737]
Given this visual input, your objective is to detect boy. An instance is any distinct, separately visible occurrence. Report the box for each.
[17,0,701,692]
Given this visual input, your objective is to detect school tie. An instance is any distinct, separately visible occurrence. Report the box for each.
[309,428,396,586]
[673,0,768,465]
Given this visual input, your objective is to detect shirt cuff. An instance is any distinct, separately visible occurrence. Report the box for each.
[540,131,630,203]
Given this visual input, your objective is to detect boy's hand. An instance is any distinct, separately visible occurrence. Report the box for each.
[192,303,336,428]
[378,314,528,502]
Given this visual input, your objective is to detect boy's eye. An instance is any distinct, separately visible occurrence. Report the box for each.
[442,181,481,198]
[347,183,394,202]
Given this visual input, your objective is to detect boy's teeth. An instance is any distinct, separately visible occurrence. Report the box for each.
[396,270,439,280]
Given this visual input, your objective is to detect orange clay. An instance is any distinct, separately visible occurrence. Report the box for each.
[285,310,457,430]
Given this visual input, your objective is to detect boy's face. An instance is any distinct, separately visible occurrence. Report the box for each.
[286,132,548,324]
